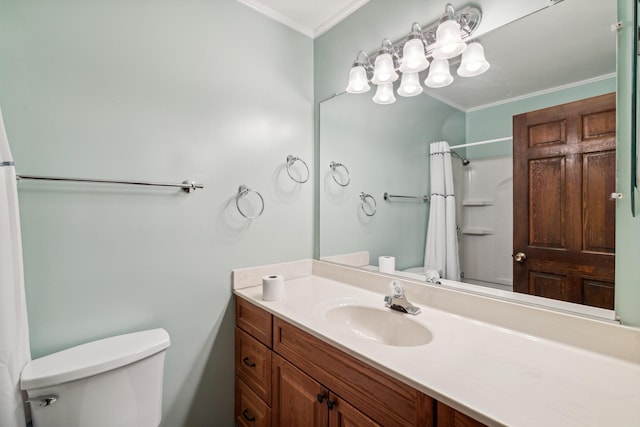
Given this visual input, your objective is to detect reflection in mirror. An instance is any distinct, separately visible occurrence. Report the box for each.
[318,0,617,316]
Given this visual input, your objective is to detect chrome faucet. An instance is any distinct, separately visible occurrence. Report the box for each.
[384,280,421,315]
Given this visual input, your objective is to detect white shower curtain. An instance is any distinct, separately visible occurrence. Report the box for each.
[0,107,30,427]
[424,141,460,280]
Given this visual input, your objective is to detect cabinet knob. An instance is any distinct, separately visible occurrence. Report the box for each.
[327,399,337,410]
[242,409,256,422]
[317,393,326,403]
[243,357,256,368]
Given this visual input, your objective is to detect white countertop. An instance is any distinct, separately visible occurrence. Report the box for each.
[234,274,640,427]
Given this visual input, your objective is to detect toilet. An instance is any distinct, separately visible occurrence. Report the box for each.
[20,328,170,427]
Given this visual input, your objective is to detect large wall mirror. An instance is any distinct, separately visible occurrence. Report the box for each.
[318,0,617,317]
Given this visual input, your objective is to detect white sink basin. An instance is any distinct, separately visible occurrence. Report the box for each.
[323,304,432,347]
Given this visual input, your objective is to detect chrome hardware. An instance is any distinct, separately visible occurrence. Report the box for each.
[513,252,527,263]
[329,161,351,187]
[610,192,623,199]
[384,280,421,315]
[26,394,58,407]
[16,175,203,193]
[359,192,377,216]
[235,185,265,219]
[286,155,310,184]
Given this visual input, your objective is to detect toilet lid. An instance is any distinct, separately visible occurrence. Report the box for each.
[21,328,170,390]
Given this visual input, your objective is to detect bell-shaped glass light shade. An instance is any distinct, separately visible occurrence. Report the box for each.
[371,53,398,85]
[432,20,467,59]
[399,38,429,73]
[346,65,371,93]
[457,42,490,77]
[424,59,453,88]
[397,72,423,97]
[372,83,396,104]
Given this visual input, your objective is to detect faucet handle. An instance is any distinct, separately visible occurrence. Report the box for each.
[389,280,404,298]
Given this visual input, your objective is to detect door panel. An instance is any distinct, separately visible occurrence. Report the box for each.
[528,157,566,248]
[513,93,616,309]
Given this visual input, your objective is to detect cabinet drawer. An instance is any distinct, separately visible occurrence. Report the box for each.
[236,327,272,405]
[273,317,424,427]
[236,297,273,347]
[236,377,272,427]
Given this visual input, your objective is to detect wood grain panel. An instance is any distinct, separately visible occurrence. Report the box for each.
[582,109,616,141]
[529,271,575,303]
[528,119,566,146]
[582,151,616,254]
[235,327,272,405]
[236,377,272,427]
[237,297,273,347]
[583,279,615,310]
[528,157,565,248]
[273,318,420,427]
[437,401,488,427]
[330,394,381,427]
[272,354,328,427]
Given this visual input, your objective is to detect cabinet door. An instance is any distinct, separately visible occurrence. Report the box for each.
[437,402,487,427]
[329,394,381,427]
[272,354,329,427]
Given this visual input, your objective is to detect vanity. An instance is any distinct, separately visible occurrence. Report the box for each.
[232,260,640,427]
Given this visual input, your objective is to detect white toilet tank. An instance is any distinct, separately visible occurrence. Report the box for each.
[20,328,170,427]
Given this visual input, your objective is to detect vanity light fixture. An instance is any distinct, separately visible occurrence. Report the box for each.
[432,5,467,59]
[371,39,400,85]
[425,58,454,88]
[345,52,373,94]
[372,83,396,104]
[457,42,490,77]
[345,3,488,104]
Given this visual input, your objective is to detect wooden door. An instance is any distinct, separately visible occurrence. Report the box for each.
[272,354,329,427]
[513,93,616,309]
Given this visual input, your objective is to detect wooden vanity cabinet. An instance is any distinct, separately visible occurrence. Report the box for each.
[272,353,381,427]
[235,297,486,427]
[437,402,487,427]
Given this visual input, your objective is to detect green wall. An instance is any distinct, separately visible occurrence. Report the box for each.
[0,1,313,426]
[465,77,616,159]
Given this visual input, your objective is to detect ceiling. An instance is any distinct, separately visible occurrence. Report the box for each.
[424,0,617,111]
[236,0,369,38]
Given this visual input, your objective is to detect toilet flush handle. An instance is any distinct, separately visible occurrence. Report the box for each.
[26,394,58,407]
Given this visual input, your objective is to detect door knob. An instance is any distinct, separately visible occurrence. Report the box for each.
[513,252,527,263]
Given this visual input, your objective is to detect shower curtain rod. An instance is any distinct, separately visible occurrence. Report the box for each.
[16,174,204,193]
[450,136,512,149]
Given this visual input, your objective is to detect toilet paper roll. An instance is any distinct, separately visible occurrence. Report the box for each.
[378,256,396,274]
[262,275,285,301]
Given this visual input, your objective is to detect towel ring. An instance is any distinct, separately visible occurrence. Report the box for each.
[330,161,350,187]
[359,192,377,217]
[236,185,265,219]
[286,155,310,183]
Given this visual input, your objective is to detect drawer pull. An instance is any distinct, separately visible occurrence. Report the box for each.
[317,393,326,403]
[242,409,256,422]
[243,357,256,368]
